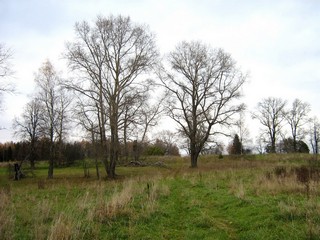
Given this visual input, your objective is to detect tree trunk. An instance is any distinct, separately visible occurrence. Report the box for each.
[48,133,54,179]
[123,120,129,162]
[190,152,198,168]
[270,131,276,153]
[109,122,118,179]
[97,98,109,176]
[293,135,297,153]
[91,130,100,180]
[48,151,54,179]
[190,142,199,168]
[30,139,36,170]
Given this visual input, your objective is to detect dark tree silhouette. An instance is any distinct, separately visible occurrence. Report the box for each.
[228,134,242,155]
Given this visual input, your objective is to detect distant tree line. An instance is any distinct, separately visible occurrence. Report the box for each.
[0,138,179,164]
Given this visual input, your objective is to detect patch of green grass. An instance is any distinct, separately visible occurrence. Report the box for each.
[0,154,320,239]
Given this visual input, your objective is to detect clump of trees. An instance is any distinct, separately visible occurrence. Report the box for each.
[64,15,159,178]
[252,97,314,154]
[144,139,180,156]
[5,14,320,181]
[278,138,309,153]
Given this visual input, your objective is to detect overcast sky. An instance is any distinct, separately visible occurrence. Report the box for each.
[1,0,320,144]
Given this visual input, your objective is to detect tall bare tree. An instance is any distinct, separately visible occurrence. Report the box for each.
[118,87,149,161]
[13,98,42,169]
[65,15,158,178]
[309,117,320,155]
[0,43,14,110]
[252,97,287,153]
[55,89,72,166]
[35,60,66,178]
[73,96,102,179]
[159,41,246,168]
[121,91,165,161]
[285,99,310,152]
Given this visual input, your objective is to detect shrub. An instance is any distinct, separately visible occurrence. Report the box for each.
[274,166,287,178]
[295,166,310,184]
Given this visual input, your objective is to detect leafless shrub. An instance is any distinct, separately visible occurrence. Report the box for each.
[295,166,310,184]
[274,166,287,178]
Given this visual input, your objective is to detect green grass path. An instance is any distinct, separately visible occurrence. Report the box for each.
[118,175,307,240]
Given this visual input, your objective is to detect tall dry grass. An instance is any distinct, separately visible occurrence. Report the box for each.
[143,179,170,215]
[253,166,320,197]
[0,187,15,240]
[48,213,74,240]
[33,199,53,240]
[229,179,246,200]
[94,179,137,222]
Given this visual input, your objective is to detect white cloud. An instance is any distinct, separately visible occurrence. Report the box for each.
[0,0,320,144]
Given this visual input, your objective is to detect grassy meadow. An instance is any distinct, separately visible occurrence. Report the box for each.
[1,154,320,239]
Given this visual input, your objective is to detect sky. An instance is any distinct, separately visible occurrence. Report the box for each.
[0,0,320,145]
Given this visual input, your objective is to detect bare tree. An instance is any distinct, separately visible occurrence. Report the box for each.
[35,60,65,178]
[74,97,102,179]
[255,133,267,154]
[124,92,166,161]
[65,15,158,178]
[13,98,42,169]
[0,43,14,110]
[132,93,166,142]
[309,117,320,155]
[234,110,250,154]
[285,99,310,152]
[118,87,149,161]
[0,43,13,80]
[252,97,287,153]
[159,41,246,167]
[55,89,72,166]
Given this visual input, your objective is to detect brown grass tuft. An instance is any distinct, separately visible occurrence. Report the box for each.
[94,179,136,222]
[48,213,74,240]
[143,180,170,214]
[229,179,246,200]
[37,179,46,189]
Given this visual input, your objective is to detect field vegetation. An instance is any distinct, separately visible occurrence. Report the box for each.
[1,154,320,239]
